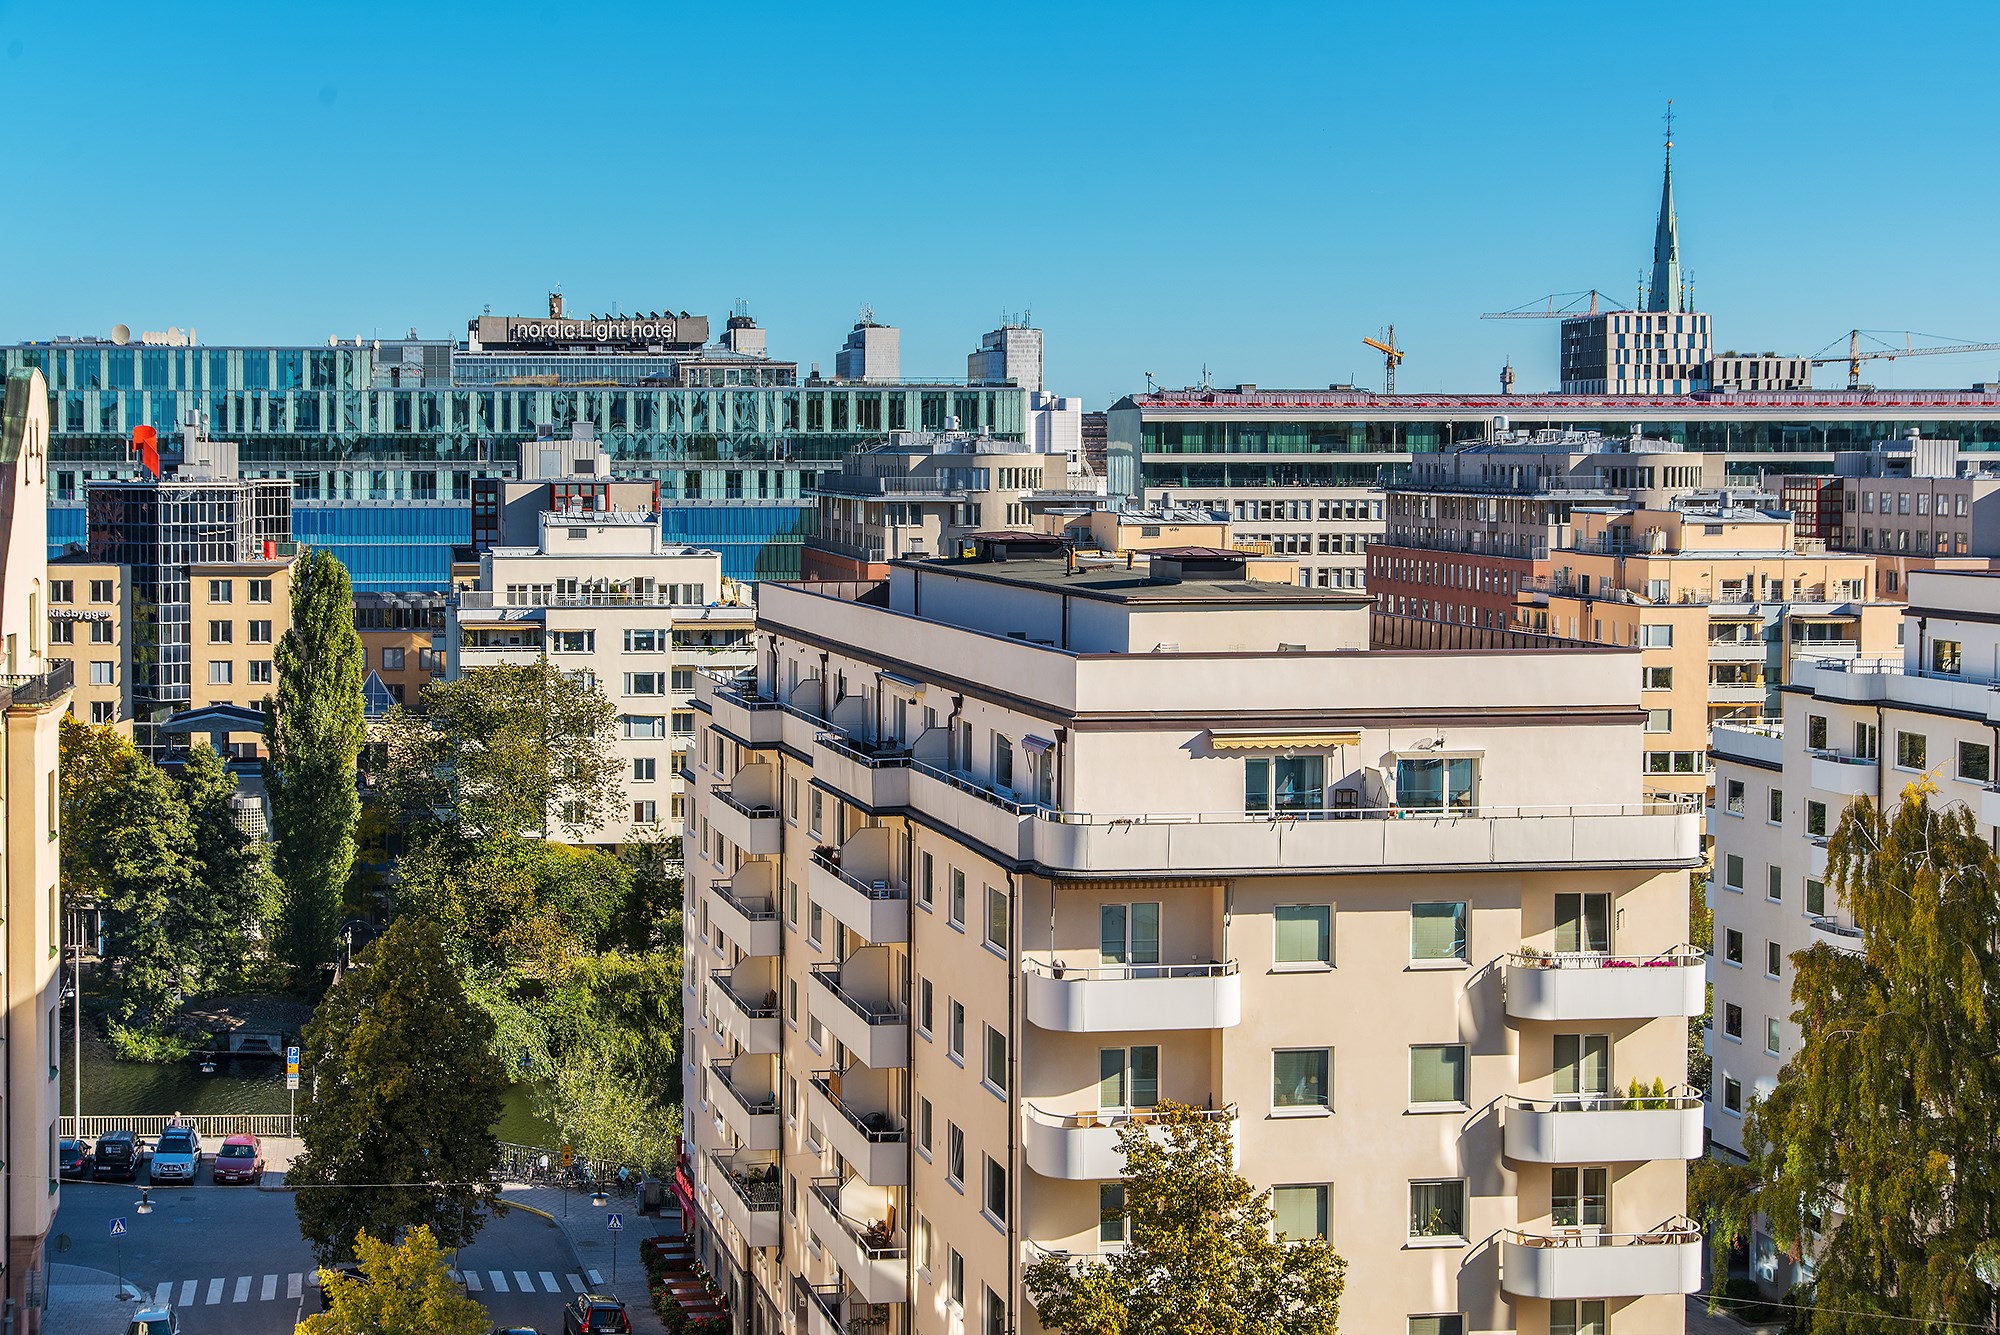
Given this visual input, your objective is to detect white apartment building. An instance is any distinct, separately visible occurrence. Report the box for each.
[1146,484,1382,589]
[446,510,753,843]
[682,536,1705,1335]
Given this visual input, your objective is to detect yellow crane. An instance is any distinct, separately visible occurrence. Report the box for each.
[1362,326,1405,394]
[1810,329,2000,391]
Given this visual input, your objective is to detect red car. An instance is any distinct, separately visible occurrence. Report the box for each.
[563,1297,631,1334]
[211,1134,265,1184]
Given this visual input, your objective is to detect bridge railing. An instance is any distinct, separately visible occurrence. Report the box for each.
[60,1113,296,1142]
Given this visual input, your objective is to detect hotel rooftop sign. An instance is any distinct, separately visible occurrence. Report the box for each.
[470,312,710,349]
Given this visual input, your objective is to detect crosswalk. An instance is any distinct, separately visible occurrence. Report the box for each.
[148,1268,607,1306]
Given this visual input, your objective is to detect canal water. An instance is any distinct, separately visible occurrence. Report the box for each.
[64,1018,559,1146]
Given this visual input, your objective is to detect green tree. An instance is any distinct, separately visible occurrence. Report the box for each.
[1744,780,2000,1332]
[58,714,137,908]
[612,832,684,951]
[296,1225,487,1335]
[1025,1101,1345,1335]
[539,948,685,1169]
[378,660,622,840]
[174,741,272,988]
[288,918,504,1262]
[395,831,634,979]
[267,548,366,973]
[81,744,196,1025]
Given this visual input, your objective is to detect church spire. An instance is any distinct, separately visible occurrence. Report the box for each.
[1646,101,1684,313]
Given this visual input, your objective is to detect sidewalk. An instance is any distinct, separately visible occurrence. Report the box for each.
[42,1262,145,1335]
[500,1181,682,1335]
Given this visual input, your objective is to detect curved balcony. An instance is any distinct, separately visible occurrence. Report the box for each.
[1808,749,1878,798]
[708,784,782,856]
[705,1151,781,1250]
[1023,1104,1237,1181]
[805,1178,908,1304]
[810,849,909,946]
[808,1069,908,1186]
[711,969,781,1055]
[707,876,781,958]
[709,1060,780,1153]
[1502,1092,1704,1164]
[1505,949,1705,1023]
[1022,959,1241,1032]
[809,964,909,1069]
[1501,1222,1701,1300]
[1807,916,1864,956]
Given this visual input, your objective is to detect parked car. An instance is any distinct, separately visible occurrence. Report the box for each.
[210,1134,263,1184]
[126,1306,179,1335]
[56,1138,91,1180]
[92,1129,140,1181]
[148,1127,203,1183]
[492,1328,541,1335]
[563,1297,631,1334]
[317,1262,363,1311]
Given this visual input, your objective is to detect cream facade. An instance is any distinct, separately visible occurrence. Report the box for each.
[187,556,295,758]
[447,511,753,843]
[683,541,1703,1335]
[1148,484,1383,590]
[2,369,71,1331]
[44,557,131,730]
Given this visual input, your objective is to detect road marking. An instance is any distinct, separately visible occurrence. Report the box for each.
[539,1271,559,1292]
[261,1274,278,1301]
[488,1270,509,1293]
[463,1269,482,1291]
[306,1271,321,1288]
[513,1270,533,1293]
[287,1273,303,1299]
[566,1273,587,1293]
[234,1276,252,1302]
[154,1282,171,1307]
[205,1277,224,1305]
[178,1280,196,1306]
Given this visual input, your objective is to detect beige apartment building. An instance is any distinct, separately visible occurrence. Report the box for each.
[2,368,71,1330]
[684,535,1705,1335]
[187,555,295,758]
[354,591,447,709]
[45,556,131,729]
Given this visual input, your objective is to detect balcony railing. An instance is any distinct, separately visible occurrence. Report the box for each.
[0,660,74,705]
[809,1072,907,1144]
[1021,960,1236,983]
[711,970,778,1020]
[708,1151,781,1211]
[808,966,907,1026]
[711,880,780,923]
[1807,917,1864,954]
[1508,946,1704,970]
[816,731,914,769]
[811,851,909,902]
[808,1178,909,1258]
[709,1061,778,1120]
[710,787,778,819]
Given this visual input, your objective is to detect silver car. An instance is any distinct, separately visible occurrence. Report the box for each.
[127,1307,180,1335]
[148,1128,202,1182]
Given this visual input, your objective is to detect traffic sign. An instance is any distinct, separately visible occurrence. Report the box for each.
[286,1045,300,1076]
[560,1145,573,1169]
[606,1213,623,1232]
[108,1218,127,1238]
[286,1074,300,1090]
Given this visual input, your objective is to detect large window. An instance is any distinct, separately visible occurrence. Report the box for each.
[1099,1183,1129,1245]
[1273,1184,1329,1240]
[1897,730,1928,770]
[1099,1046,1159,1110]
[1553,1033,1609,1097]
[1554,893,1611,954]
[1245,755,1325,813]
[1411,902,1467,962]
[1100,902,1160,967]
[1408,1179,1466,1241]
[1551,1166,1607,1226]
[1550,1301,1606,1335]
[1274,905,1331,965]
[1961,741,1992,784]
[1409,1044,1467,1107]
[1273,1049,1330,1110]
[1394,756,1476,811]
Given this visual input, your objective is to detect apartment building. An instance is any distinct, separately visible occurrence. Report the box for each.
[354,592,447,709]
[187,556,295,758]
[682,535,1705,1335]
[447,511,753,843]
[2,368,72,1331]
[45,555,131,728]
[1146,484,1382,590]
[1372,431,1898,796]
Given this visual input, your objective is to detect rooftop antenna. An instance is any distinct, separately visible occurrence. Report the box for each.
[859,303,875,326]
[1144,371,1157,392]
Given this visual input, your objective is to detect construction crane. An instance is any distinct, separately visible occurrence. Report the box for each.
[1810,329,2000,391]
[1480,289,1626,320]
[1362,326,1405,393]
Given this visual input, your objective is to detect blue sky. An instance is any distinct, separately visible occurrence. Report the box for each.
[4,2,1999,407]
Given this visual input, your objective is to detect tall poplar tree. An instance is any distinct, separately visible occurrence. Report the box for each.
[175,741,273,986]
[266,549,366,974]
[1743,779,2000,1331]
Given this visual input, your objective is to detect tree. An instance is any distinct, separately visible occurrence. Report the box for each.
[289,918,505,1262]
[174,741,273,988]
[377,660,622,841]
[395,831,634,979]
[1743,780,2000,1332]
[296,1225,487,1335]
[539,948,685,1169]
[58,714,136,908]
[81,743,196,1026]
[267,548,366,973]
[1024,1101,1345,1335]
[1688,868,1713,1096]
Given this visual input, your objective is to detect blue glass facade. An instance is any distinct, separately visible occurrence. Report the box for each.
[47,502,84,557]
[292,503,472,593]
[660,502,814,583]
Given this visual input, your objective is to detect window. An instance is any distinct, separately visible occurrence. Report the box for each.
[1725,853,1744,891]
[633,757,656,782]
[248,620,273,645]
[47,620,72,645]
[1099,1046,1160,1109]
[623,628,663,652]
[89,700,115,724]
[1768,788,1783,823]
[1550,1299,1607,1335]
[623,715,666,740]
[248,579,272,603]
[1273,1048,1330,1110]
[624,672,665,696]
[1275,905,1331,965]
[1642,665,1672,690]
[947,1124,965,1185]
[1555,893,1611,953]
[91,619,117,644]
[208,620,232,643]
[1766,1017,1782,1056]
[250,660,272,685]
[1551,1166,1607,1226]
[984,885,1009,952]
[1245,755,1326,812]
[1961,741,1992,784]
[808,903,823,947]
[916,851,933,909]
[1554,1033,1609,1097]
[983,1287,1006,1335]
[207,661,232,685]
[1806,801,1827,837]
[1409,1179,1466,1241]
[671,711,695,734]
[917,978,933,1035]
[992,734,1014,791]
[1273,1185,1329,1240]
[1640,623,1672,647]
[1395,755,1476,811]
[632,800,657,825]
[48,580,71,604]
[1724,928,1744,966]
[1099,902,1160,966]
[1411,902,1467,962]
[90,661,115,686]
[915,1212,933,1269]
[1724,1002,1744,1039]
[1766,865,1783,902]
[1724,1076,1742,1113]
[1806,878,1826,917]
[1099,1183,1129,1245]
[983,1156,1007,1222]
[949,869,966,926]
[1933,638,1963,675]
[918,1097,933,1156]
[88,579,114,603]
[551,630,593,653]
[947,1249,964,1306]
[983,1024,1007,1092]
[949,1000,965,1061]
[1856,721,1879,760]
[1897,730,1928,770]
[1409,1044,1468,1107]
[1644,709,1671,733]
[208,579,233,603]
[1409,1319,1465,1335]
[1725,779,1745,814]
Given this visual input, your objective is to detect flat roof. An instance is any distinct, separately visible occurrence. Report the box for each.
[902,555,1372,606]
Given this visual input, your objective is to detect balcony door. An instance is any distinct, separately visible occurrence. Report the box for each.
[1553,1033,1609,1106]
[1100,903,1161,976]
[1551,1166,1608,1232]
[1099,1045,1160,1113]
[1553,893,1611,956]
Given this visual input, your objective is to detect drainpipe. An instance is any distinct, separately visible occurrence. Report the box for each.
[1006,869,1021,1335]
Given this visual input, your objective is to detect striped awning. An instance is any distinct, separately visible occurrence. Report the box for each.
[1209,730,1361,751]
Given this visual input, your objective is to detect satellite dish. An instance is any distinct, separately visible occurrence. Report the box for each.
[110,324,131,346]
[167,326,182,342]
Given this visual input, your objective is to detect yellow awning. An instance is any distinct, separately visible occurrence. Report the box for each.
[1209,730,1360,751]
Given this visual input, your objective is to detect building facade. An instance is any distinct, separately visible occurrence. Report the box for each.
[1708,355,1811,394]
[185,555,295,758]
[835,319,901,385]
[966,326,1043,394]
[354,592,446,709]
[44,556,131,729]
[683,540,1705,1335]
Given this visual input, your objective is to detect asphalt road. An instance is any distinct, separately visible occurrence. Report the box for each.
[50,1170,593,1334]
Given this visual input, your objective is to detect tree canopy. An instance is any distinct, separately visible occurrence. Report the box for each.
[1740,779,2000,1331]
[1024,1101,1345,1335]
[296,1226,488,1335]
[173,741,276,991]
[289,917,504,1262]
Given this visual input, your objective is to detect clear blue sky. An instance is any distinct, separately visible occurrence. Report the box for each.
[5,2,1999,407]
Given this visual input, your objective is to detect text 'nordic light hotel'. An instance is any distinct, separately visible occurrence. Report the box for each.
[681,535,1706,1335]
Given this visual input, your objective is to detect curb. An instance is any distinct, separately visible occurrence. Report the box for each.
[509,1202,557,1222]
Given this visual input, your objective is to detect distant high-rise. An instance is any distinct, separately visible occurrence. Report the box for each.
[835,311,900,383]
[967,323,1043,392]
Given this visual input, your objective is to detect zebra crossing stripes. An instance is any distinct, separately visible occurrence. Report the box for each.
[138,1269,598,1305]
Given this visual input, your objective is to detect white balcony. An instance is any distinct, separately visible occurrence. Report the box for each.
[1807,835,1830,878]
[705,1151,781,1250]
[711,970,781,1055]
[707,785,782,856]
[1807,916,1864,956]
[1505,951,1706,1023]
[813,732,912,811]
[1022,960,1241,1032]
[809,965,909,1069]
[806,1178,909,1304]
[1501,1223,1701,1300]
[709,1061,781,1153]
[1029,801,1701,876]
[1706,640,1766,663]
[1809,750,1878,798]
[707,875,782,958]
[1022,1104,1237,1181]
[1709,720,1783,769]
[808,1071,908,1187]
[809,851,909,946]
[701,675,784,747]
[1707,682,1771,706]
[799,1283,846,1335]
[1983,783,2000,829]
[1502,1094,1705,1164]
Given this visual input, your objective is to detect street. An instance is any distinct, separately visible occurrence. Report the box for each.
[49,1172,605,1334]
